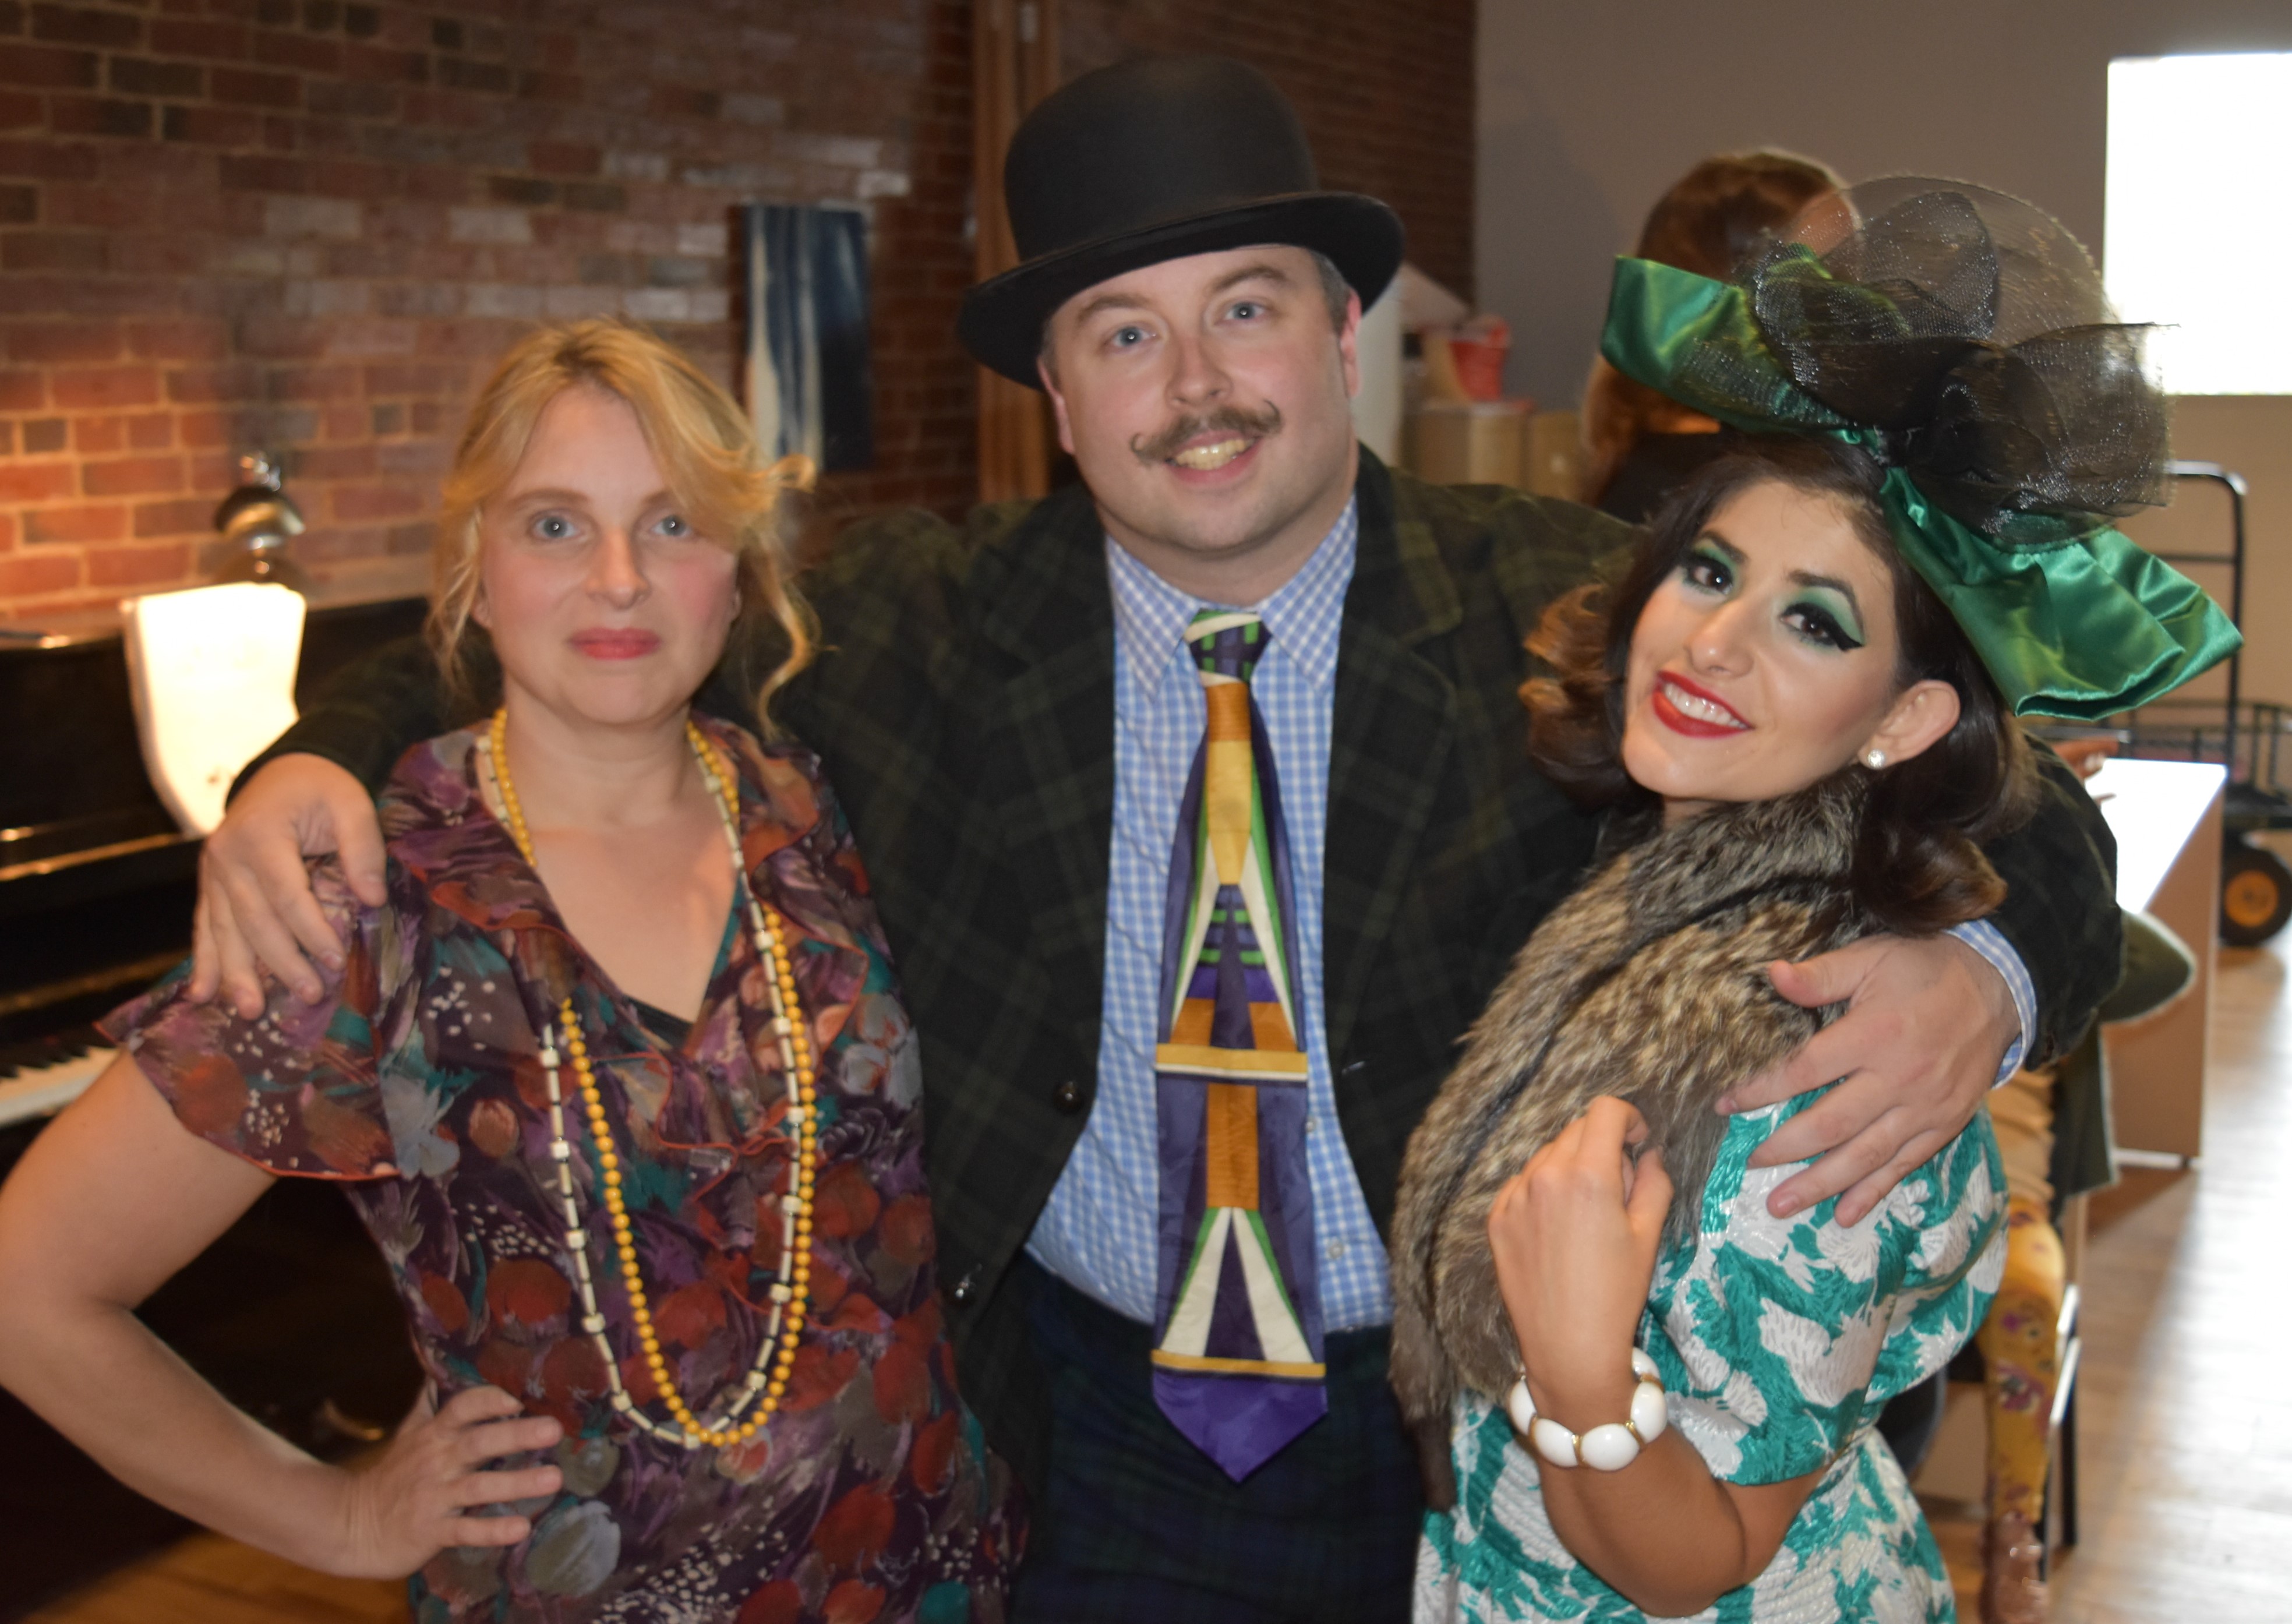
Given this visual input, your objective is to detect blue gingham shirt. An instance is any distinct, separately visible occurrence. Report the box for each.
[1023,499,2033,1332]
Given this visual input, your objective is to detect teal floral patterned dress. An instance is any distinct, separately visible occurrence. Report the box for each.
[1416,1093,2004,1623]
[105,720,1023,1623]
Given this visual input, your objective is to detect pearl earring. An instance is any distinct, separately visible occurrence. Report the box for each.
[1864,749,1887,769]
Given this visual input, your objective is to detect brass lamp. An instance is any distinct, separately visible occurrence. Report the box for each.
[211,451,309,592]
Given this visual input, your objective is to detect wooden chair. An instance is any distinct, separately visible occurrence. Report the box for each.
[1908,1189,2087,1571]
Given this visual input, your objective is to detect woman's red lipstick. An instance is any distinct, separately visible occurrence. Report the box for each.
[1650,672,1749,737]
[571,628,659,660]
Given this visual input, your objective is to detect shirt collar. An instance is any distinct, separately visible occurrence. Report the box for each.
[1106,496,1360,700]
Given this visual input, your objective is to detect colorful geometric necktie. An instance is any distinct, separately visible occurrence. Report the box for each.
[1151,609,1326,1481]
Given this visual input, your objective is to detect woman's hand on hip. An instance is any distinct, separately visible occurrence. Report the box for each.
[1488,1097,1672,1422]
[323,1385,564,1579]
[191,753,386,1018]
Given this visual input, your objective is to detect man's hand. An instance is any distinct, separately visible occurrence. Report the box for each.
[1716,934,2014,1226]
[190,754,385,1017]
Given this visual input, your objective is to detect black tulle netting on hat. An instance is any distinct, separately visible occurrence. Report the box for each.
[1741,179,2171,544]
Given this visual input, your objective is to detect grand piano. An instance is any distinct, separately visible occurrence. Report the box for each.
[0,593,429,1618]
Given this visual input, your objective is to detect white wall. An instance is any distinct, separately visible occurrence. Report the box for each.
[2119,398,2292,714]
[1477,0,2292,707]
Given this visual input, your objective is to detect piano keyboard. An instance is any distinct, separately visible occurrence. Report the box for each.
[0,1029,116,1128]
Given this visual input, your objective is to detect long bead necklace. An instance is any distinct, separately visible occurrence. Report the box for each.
[479,707,818,1450]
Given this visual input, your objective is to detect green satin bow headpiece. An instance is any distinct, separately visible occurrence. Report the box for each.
[1598,189,2239,721]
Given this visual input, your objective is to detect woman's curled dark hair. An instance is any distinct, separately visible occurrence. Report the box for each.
[1524,435,2039,935]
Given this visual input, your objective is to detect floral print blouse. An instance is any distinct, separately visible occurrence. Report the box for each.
[107,719,1023,1623]
[1417,1094,2004,1623]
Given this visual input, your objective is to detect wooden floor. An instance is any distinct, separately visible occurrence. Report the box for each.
[21,937,2292,1623]
[16,1534,400,1624]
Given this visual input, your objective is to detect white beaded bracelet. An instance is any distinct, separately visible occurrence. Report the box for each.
[1505,1348,1668,1471]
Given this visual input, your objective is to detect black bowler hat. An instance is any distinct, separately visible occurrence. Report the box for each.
[956,54,1406,387]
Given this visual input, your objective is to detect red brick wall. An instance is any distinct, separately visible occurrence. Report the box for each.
[0,1,1472,623]
[1062,2,1477,302]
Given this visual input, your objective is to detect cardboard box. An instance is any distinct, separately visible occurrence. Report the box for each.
[1523,409,1583,500]
[1406,401,1528,486]
[1405,404,1583,500]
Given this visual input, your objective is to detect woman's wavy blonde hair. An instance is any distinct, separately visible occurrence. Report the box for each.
[428,320,817,730]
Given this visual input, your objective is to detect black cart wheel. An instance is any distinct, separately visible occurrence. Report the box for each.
[2221,839,2292,947]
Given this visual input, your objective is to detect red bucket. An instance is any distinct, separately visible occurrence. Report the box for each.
[1447,316,1511,403]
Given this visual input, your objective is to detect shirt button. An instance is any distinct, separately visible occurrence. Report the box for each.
[1051,1080,1085,1114]
[1325,1240,1347,1261]
[1304,1114,1316,1134]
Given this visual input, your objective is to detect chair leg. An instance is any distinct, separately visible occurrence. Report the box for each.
[2039,1333,2082,1578]
[2059,1355,2079,1551]
[2038,1474,2053,1581]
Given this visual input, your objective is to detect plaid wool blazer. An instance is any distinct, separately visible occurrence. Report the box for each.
[258,451,2122,1492]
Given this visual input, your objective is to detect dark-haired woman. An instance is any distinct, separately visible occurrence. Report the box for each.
[1392,181,2237,1622]
[1579,149,1839,521]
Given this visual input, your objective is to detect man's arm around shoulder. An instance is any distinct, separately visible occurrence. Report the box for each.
[1977,743,2122,1065]
[1455,479,1643,629]
[235,631,452,802]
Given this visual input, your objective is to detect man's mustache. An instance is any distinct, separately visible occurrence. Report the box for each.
[1130,403,1283,465]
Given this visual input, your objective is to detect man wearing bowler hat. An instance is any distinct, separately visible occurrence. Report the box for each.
[201,54,2121,1621]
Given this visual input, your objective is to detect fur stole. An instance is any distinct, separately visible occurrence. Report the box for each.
[1387,772,1877,1499]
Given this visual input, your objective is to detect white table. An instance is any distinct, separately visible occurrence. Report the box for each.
[2083,757,2227,1161]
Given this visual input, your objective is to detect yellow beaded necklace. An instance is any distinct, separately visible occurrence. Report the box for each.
[481,707,817,1450]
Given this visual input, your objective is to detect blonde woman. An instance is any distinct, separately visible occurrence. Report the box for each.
[0,323,1022,1622]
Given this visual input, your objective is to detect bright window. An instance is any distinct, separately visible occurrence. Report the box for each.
[2106,52,2292,395]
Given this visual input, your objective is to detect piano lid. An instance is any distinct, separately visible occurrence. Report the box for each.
[0,592,428,1048]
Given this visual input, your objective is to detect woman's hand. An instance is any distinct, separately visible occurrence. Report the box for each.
[319,1386,564,1579]
[1488,1097,1673,1427]
[1485,1099,1828,1615]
